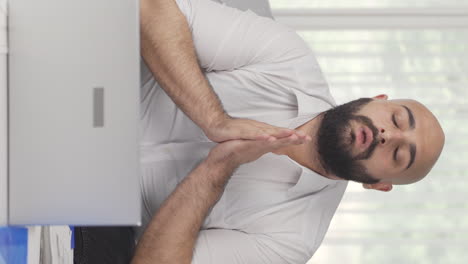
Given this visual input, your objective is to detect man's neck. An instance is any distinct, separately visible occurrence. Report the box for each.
[274,114,341,180]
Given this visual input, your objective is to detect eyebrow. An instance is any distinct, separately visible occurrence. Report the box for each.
[402,105,415,129]
[406,144,417,170]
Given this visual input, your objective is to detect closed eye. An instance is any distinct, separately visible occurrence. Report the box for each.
[392,114,399,128]
[393,147,399,161]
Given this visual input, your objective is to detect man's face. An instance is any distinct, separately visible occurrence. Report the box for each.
[317,98,380,184]
[317,96,444,185]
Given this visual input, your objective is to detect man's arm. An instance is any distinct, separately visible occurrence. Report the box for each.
[131,135,308,264]
[131,155,236,264]
[139,0,307,142]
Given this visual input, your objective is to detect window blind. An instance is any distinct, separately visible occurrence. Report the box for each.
[269,1,468,263]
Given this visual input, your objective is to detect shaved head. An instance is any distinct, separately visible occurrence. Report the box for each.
[316,95,445,189]
[388,99,445,185]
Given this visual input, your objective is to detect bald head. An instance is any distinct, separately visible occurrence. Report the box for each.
[388,99,445,185]
[323,95,446,192]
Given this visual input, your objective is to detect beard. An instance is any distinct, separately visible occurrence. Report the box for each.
[317,98,380,184]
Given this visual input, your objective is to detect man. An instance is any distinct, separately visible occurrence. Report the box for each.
[132,0,445,263]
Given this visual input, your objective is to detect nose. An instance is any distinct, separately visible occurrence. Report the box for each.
[378,128,404,145]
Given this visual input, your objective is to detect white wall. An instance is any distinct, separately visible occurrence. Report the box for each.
[0,0,7,226]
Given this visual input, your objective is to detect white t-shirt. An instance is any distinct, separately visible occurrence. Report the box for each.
[138,0,348,263]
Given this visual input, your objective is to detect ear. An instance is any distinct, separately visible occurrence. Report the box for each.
[373,94,388,100]
[362,182,393,192]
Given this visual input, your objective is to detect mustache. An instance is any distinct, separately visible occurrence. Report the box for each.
[351,115,379,161]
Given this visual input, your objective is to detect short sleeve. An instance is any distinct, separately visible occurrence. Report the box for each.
[174,0,194,25]
[192,229,310,264]
[174,0,309,72]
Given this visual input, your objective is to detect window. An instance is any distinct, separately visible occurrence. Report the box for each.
[270,1,468,263]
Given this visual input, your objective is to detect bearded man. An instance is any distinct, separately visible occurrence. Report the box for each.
[77,0,446,263]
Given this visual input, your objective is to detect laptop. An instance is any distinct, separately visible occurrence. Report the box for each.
[4,0,140,225]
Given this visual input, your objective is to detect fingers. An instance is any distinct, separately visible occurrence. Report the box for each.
[216,133,311,166]
[265,133,310,151]
[228,119,294,141]
[253,125,309,142]
[264,128,295,139]
[293,130,312,141]
[209,118,311,143]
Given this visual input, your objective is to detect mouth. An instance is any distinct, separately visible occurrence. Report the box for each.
[355,125,373,151]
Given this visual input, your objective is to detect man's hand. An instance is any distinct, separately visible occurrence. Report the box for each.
[140,0,307,144]
[132,128,308,264]
[207,133,309,169]
[205,115,310,143]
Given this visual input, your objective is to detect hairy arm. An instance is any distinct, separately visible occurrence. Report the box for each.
[132,135,308,264]
[140,0,226,135]
[139,0,305,142]
[131,155,237,264]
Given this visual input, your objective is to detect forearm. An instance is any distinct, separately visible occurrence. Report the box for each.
[131,158,237,264]
[140,0,228,132]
